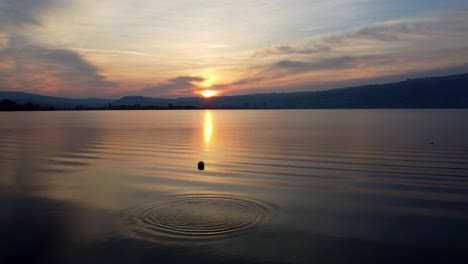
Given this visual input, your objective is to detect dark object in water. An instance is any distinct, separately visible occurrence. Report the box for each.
[429,142,435,145]
[198,161,205,170]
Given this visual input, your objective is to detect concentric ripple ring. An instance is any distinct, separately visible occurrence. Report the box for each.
[123,194,274,243]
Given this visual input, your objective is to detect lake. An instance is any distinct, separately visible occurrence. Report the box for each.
[1,110,468,263]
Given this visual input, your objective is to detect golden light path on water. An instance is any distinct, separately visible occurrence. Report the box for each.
[204,110,213,151]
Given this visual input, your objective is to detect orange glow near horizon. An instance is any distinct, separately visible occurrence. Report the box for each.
[200,90,218,98]
[200,80,213,88]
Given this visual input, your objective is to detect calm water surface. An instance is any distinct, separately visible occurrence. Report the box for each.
[1,110,468,263]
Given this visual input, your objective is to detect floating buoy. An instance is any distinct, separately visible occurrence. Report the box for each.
[198,161,205,171]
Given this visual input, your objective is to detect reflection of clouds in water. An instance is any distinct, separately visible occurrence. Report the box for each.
[0,114,102,193]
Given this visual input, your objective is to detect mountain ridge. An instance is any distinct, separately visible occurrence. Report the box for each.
[1,72,468,109]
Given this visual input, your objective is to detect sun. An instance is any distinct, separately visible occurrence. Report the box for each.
[201,90,218,98]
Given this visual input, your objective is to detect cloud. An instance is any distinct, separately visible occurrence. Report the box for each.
[228,44,468,92]
[0,0,54,31]
[234,56,365,86]
[0,40,117,95]
[71,47,158,57]
[0,0,56,50]
[0,33,8,49]
[232,12,468,95]
[271,56,358,72]
[320,16,468,44]
[0,1,117,97]
[219,60,468,97]
[251,13,468,58]
[252,44,331,58]
[142,76,205,97]
[321,27,400,43]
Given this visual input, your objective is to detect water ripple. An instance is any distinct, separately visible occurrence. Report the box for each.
[123,194,274,243]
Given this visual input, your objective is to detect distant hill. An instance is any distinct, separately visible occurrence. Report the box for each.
[1,73,468,110]
[113,96,173,106]
[0,92,112,108]
[197,73,468,109]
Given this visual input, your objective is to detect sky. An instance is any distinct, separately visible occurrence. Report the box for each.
[1,0,468,98]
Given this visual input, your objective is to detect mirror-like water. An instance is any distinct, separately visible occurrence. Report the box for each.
[1,110,468,263]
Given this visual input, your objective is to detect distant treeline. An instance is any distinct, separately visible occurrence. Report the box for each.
[0,100,56,111]
[0,99,255,111]
[0,99,202,111]
[101,103,199,110]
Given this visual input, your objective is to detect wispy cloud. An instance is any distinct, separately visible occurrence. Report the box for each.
[271,57,361,72]
[252,44,331,58]
[71,47,158,57]
[234,56,369,86]
[321,15,468,44]
[251,13,468,58]
[208,44,230,49]
[222,44,468,95]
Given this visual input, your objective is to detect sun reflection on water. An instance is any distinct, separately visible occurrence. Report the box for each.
[204,110,213,150]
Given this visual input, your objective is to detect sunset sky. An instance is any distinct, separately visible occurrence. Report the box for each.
[1,0,468,98]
